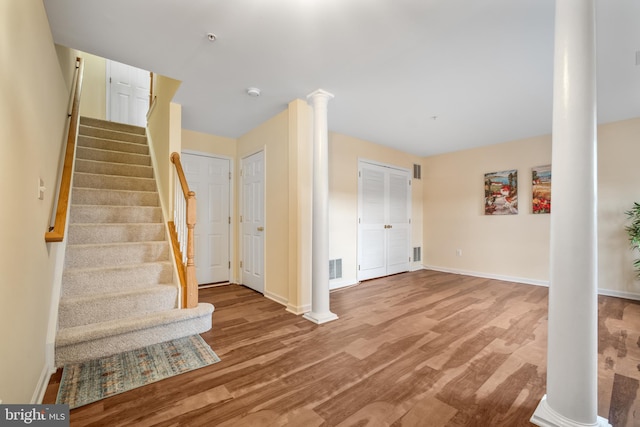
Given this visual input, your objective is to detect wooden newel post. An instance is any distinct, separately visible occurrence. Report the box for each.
[185,191,198,308]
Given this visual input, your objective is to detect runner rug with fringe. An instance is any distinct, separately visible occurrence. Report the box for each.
[56,335,220,409]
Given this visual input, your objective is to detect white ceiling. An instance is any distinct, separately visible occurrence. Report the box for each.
[44,0,640,157]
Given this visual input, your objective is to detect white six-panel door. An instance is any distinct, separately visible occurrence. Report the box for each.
[358,161,411,281]
[182,152,231,285]
[241,151,265,293]
[106,59,150,127]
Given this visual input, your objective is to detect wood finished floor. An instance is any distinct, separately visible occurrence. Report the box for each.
[43,270,640,426]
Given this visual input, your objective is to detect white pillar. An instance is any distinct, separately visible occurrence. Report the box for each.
[303,89,338,325]
[531,1,609,426]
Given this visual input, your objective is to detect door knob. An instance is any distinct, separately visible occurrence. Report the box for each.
[257,226,264,231]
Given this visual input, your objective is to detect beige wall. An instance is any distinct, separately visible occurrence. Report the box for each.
[237,110,290,303]
[598,118,640,297]
[286,100,313,313]
[182,129,236,158]
[423,135,552,283]
[147,75,181,218]
[329,132,425,288]
[54,44,80,90]
[77,51,106,120]
[422,117,640,297]
[0,0,74,403]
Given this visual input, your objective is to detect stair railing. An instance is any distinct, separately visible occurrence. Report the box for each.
[169,152,198,308]
[45,57,84,243]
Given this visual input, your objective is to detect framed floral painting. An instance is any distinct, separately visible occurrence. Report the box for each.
[532,165,551,214]
[484,169,518,215]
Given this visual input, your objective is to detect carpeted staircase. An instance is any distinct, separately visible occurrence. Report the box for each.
[55,117,213,367]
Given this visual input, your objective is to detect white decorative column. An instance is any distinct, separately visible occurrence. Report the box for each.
[303,89,338,325]
[531,1,609,426]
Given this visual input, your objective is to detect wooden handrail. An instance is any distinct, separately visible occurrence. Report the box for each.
[171,152,190,198]
[45,57,84,243]
[170,152,198,309]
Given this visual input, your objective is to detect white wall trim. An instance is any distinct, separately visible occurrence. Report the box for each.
[597,288,640,301]
[330,279,358,291]
[286,304,311,315]
[31,363,54,404]
[423,264,550,287]
[423,265,640,300]
[264,291,288,308]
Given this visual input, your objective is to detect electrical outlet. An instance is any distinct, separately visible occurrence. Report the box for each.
[456,249,462,256]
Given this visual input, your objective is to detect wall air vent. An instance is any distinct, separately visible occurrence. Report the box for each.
[329,258,343,280]
[413,164,422,179]
[413,247,422,262]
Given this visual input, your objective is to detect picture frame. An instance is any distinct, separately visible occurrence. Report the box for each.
[484,169,518,215]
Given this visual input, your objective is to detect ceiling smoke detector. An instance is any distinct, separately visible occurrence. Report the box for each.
[246,87,261,97]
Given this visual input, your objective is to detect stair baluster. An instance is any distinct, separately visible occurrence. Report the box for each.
[170,152,198,308]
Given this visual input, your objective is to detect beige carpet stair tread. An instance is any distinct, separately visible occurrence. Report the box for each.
[58,285,179,328]
[75,159,154,179]
[56,303,214,346]
[65,241,170,269]
[79,125,147,145]
[76,145,151,165]
[73,172,157,192]
[61,261,174,297]
[80,116,145,135]
[71,188,160,206]
[70,205,163,224]
[67,223,166,244]
[78,135,150,155]
[55,303,214,366]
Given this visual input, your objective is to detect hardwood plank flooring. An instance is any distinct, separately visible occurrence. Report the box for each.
[43,270,640,426]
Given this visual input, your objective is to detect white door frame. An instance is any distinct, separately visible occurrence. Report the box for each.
[182,150,236,284]
[240,148,266,293]
[357,158,412,281]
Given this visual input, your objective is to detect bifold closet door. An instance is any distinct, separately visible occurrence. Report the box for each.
[357,161,411,281]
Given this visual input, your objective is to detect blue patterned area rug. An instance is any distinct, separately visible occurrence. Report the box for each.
[56,335,220,409]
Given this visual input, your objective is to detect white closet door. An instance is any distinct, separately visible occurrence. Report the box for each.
[358,165,387,280]
[241,151,265,293]
[357,161,411,281]
[386,170,411,275]
[182,153,230,285]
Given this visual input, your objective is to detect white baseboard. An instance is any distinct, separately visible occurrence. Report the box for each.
[597,288,640,301]
[330,279,358,291]
[32,363,54,404]
[423,264,549,287]
[423,264,640,301]
[286,304,311,315]
[410,264,426,272]
[264,291,288,308]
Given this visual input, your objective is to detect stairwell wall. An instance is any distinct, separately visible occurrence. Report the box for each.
[0,0,76,403]
[76,51,107,120]
[147,75,181,221]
